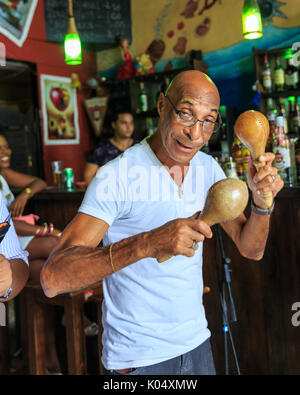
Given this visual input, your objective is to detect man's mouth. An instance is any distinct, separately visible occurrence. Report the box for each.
[0,156,9,162]
[175,139,194,152]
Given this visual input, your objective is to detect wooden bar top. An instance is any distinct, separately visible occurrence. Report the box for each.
[31,186,87,201]
[32,185,300,198]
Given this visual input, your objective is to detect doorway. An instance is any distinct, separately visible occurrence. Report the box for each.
[0,59,43,177]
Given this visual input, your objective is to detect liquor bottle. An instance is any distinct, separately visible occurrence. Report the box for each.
[288,98,300,136]
[285,57,299,90]
[139,82,148,112]
[295,136,300,185]
[266,112,276,152]
[293,99,300,135]
[262,54,272,92]
[231,137,243,179]
[278,98,289,135]
[224,157,239,179]
[220,127,230,159]
[266,97,277,118]
[274,56,285,92]
[241,145,251,181]
[156,77,170,102]
[272,115,292,185]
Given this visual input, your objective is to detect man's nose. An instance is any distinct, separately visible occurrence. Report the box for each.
[187,121,204,141]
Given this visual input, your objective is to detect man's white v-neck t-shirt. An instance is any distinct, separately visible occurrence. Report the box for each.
[79,138,225,370]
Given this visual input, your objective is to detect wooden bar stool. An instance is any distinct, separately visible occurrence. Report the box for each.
[21,281,103,375]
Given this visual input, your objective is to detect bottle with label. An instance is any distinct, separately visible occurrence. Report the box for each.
[241,145,251,180]
[266,97,277,118]
[272,115,292,185]
[285,57,299,90]
[288,97,300,136]
[278,98,289,135]
[266,112,276,152]
[262,54,272,92]
[274,56,285,92]
[293,99,300,136]
[224,157,239,179]
[139,82,148,112]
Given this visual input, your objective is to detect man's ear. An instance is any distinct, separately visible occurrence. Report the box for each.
[157,92,165,116]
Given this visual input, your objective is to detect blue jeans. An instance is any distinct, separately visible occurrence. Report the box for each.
[103,338,216,375]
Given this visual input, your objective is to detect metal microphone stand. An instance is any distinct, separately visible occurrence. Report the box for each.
[215,224,241,375]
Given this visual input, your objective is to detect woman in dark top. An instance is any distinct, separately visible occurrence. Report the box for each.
[83,111,135,184]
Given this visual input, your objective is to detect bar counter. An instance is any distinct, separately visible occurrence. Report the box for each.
[30,186,300,374]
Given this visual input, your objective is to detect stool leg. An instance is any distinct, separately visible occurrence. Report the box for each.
[25,289,46,374]
[64,294,87,375]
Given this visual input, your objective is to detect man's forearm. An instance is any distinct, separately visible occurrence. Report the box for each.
[41,231,151,298]
[237,210,271,260]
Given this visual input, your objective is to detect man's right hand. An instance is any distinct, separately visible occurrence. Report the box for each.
[145,212,213,260]
[0,254,12,296]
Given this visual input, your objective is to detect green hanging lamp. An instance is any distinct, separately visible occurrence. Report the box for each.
[64,0,82,65]
[242,0,263,40]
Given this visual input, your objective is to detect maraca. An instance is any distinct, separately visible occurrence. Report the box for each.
[234,110,272,208]
[157,178,249,263]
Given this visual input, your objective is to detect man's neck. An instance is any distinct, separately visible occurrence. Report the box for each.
[148,134,189,185]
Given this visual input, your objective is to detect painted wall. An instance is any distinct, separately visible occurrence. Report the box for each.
[0,0,97,184]
[98,0,300,112]
[131,0,300,61]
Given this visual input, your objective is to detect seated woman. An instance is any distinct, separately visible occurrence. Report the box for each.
[0,134,62,373]
[83,110,135,185]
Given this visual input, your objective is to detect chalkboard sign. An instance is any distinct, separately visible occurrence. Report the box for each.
[44,0,132,47]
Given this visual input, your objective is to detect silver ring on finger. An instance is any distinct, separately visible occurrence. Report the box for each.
[192,240,197,249]
[270,174,275,183]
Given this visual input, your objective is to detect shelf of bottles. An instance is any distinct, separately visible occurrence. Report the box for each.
[250,47,300,187]
[100,68,190,140]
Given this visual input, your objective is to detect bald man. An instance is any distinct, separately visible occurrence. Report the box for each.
[41,71,283,375]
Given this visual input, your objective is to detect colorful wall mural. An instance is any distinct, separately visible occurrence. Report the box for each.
[97,0,300,111]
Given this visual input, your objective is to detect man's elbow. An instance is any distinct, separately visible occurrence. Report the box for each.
[40,262,58,298]
[240,248,265,261]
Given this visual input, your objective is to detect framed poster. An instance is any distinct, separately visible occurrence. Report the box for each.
[40,74,80,146]
[0,0,38,47]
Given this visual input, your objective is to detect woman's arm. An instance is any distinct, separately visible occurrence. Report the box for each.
[13,220,61,238]
[2,168,47,217]
[83,163,99,185]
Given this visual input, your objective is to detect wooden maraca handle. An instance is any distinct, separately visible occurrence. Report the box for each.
[253,160,273,208]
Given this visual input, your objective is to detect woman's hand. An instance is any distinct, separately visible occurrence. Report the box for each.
[9,193,29,217]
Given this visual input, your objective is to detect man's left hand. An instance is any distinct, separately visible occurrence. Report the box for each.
[247,152,284,209]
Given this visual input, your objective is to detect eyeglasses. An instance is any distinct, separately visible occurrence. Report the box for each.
[165,94,222,134]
